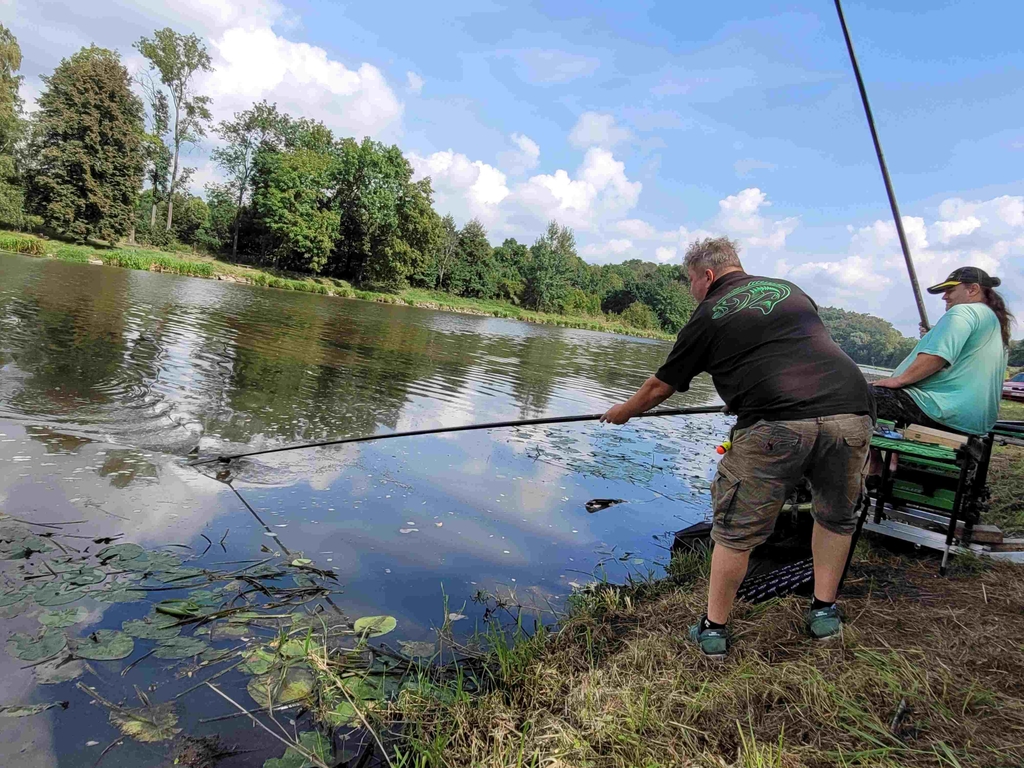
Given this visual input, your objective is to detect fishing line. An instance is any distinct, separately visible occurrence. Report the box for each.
[189,405,726,467]
[219,476,346,615]
[224,479,293,557]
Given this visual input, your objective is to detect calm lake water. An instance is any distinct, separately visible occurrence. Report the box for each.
[0,252,729,766]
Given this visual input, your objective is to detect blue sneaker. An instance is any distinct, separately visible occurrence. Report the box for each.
[688,620,729,658]
[805,604,843,640]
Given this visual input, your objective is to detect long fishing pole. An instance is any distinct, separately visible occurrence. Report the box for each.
[834,0,930,331]
[189,404,726,466]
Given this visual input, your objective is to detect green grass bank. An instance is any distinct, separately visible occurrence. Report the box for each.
[354,399,1024,767]
[377,462,1024,767]
[0,230,674,341]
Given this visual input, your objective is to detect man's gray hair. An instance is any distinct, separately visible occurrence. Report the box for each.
[683,236,743,274]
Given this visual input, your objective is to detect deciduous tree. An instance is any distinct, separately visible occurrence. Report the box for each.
[523,221,578,312]
[136,74,171,232]
[433,214,459,290]
[250,121,339,273]
[0,24,24,226]
[492,238,528,304]
[448,218,496,298]
[27,46,144,242]
[213,101,289,257]
[335,137,419,288]
[135,28,212,232]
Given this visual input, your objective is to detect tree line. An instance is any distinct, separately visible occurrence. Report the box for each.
[0,23,939,363]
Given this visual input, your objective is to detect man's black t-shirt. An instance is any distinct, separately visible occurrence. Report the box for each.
[655,271,875,428]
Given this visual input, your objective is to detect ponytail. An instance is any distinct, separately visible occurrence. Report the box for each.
[981,286,1015,347]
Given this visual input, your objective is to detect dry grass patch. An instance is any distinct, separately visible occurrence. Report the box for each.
[389,549,1024,768]
[988,444,1024,536]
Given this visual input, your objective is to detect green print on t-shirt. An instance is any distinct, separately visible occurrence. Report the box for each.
[711,280,792,320]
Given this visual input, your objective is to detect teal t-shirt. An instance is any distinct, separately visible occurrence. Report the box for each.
[894,303,1007,434]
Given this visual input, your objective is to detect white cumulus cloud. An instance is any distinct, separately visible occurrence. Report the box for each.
[204,26,403,140]
[408,150,509,228]
[581,239,635,259]
[775,194,1024,333]
[716,188,798,250]
[175,0,288,30]
[614,219,659,240]
[513,147,641,231]
[655,246,677,262]
[569,112,633,149]
[932,216,981,244]
[406,71,425,95]
[498,133,541,176]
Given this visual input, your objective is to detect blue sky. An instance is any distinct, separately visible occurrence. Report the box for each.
[5,0,1023,334]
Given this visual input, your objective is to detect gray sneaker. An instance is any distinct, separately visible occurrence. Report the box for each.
[805,604,842,640]
[688,621,729,658]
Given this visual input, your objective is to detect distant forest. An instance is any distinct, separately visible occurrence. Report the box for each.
[2,23,1016,369]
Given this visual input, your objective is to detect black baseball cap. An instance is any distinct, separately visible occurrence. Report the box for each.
[926,266,1001,294]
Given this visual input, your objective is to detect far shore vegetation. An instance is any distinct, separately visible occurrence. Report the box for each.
[5,227,1023,368]
[3,23,1021,365]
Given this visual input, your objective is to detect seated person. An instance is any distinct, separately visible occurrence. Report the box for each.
[872,267,1012,436]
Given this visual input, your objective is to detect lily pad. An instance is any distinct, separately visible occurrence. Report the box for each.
[7,628,67,661]
[118,551,181,573]
[339,676,386,700]
[353,615,397,637]
[39,606,89,628]
[32,582,89,607]
[61,566,105,587]
[110,701,180,743]
[0,589,29,607]
[73,630,134,660]
[278,638,309,658]
[0,701,68,717]
[290,558,313,567]
[290,612,350,637]
[157,566,205,582]
[92,586,143,603]
[212,623,250,639]
[323,700,359,727]
[187,589,222,607]
[263,730,331,768]
[239,647,277,676]
[122,616,181,640]
[0,589,30,617]
[248,666,315,707]
[96,543,145,563]
[398,640,437,659]
[152,636,210,659]
[0,534,53,559]
[201,647,238,666]
[154,599,202,618]
[34,656,89,685]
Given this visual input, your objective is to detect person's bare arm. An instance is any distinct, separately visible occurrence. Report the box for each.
[600,376,676,424]
[872,353,948,389]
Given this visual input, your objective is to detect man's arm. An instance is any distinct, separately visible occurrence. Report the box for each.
[601,376,676,424]
[872,353,948,389]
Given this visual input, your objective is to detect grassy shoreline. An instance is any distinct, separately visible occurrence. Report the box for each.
[0,230,674,341]
[365,403,1024,767]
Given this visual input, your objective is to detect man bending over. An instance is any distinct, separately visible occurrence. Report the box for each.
[602,237,874,658]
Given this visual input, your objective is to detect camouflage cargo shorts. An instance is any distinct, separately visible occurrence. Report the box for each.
[710,413,873,551]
